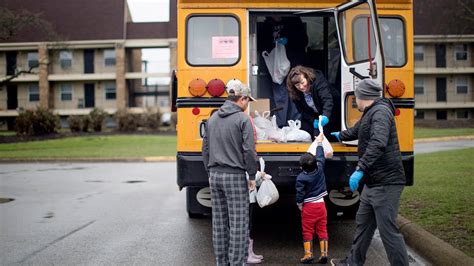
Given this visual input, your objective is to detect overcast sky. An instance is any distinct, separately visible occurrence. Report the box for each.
[127,0,170,22]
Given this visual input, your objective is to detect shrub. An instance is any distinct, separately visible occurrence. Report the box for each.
[142,109,161,130]
[15,107,60,136]
[90,108,107,132]
[81,116,91,132]
[115,109,141,132]
[67,116,82,132]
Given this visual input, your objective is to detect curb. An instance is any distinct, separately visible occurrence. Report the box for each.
[414,135,474,143]
[0,157,176,163]
[397,215,474,265]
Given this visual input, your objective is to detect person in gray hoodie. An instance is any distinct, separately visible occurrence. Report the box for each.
[202,82,258,266]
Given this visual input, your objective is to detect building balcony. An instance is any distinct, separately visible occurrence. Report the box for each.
[415,67,474,75]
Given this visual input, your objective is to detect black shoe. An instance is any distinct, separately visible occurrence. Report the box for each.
[316,256,328,264]
[330,257,349,266]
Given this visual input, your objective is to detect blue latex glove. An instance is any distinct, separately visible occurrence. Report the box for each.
[276,37,288,45]
[349,170,364,192]
[313,115,329,128]
[330,132,341,142]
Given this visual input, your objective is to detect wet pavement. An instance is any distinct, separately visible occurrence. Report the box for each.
[0,163,429,265]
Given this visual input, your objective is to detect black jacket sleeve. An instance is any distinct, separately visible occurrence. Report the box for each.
[340,119,361,141]
[358,109,391,172]
[316,144,325,169]
[312,72,334,119]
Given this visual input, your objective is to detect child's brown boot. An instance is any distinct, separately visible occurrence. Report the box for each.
[300,240,314,264]
[316,239,328,264]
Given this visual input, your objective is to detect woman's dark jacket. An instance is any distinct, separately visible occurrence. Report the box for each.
[292,69,334,137]
[339,98,406,187]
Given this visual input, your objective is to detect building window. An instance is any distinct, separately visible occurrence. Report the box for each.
[436,110,447,120]
[457,110,468,119]
[414,45,424,61]
[27,52,39,69]
[104,49,116,66]
[414,76,424,95]
[186,15,240,66]
[454,44,468,61]
[415,110,424,119]
[61,84,73,101]
[105,83,116,100]
[456,76,469,94]
[29,84,39,102]
[59,51,72,69]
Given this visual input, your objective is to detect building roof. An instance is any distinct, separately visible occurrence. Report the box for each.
[414,0,474,35]
[0,0,176,43]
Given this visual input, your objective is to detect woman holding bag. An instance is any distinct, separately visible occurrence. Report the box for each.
[286,65,338,140]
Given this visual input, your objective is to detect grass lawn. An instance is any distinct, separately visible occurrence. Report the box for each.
[0,135,177,158]
[0,131,16,136]
[400,148,474,257]
[414,127,474,139]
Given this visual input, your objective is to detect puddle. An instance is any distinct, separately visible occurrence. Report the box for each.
[124,180,146,184]
[43,212,54,219]
[0,198,15,204]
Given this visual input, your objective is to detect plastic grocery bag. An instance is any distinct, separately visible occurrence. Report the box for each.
[266,115,287,143]
[262,43,291,85]
[256,158,279,207]
[308,115,333,158]
[248,158,266,204]
[284,120,312,142]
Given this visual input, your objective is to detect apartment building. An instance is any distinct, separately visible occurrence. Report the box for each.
[413,0,474,124]
[0,0,177,129]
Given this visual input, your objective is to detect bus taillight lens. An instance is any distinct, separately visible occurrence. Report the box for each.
[207,79,226,97]
[395,108,401,116]
[386,79,405,98]
[192,107,200,115]
[188,78,207,97]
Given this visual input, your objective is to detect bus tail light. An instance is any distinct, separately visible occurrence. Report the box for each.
[207,79,226,97]
[386,79,405,98]
[188,78,207,97]
[192,107,200,115]
[395,108,401,116]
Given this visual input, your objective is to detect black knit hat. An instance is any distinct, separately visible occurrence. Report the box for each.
[355,79,382,100]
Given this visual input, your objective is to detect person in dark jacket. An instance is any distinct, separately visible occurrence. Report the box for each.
[296,132,329,264]
[330,79,409,266]
[286,65,335,139]
[202,83,258,265]
[259,16,308,128]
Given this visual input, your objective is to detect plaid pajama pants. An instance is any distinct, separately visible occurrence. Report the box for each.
[209,171,249,266]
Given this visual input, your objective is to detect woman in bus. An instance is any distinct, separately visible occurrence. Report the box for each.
[286,65,336,139]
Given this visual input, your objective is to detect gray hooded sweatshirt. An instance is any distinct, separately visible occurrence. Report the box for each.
[202,100,258,179]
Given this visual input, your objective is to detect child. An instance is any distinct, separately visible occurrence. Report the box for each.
[296,132,328,264]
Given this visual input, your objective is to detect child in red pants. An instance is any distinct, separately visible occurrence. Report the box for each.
[296,132,328,264]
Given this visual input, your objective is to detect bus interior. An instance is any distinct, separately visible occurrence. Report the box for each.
[249,11,343,137]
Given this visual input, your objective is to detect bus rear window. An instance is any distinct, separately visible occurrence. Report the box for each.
[186,15,240,66]
[380,17,406,67]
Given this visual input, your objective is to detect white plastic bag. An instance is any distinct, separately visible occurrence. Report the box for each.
[256,158,279,207]
[262,43,291,85]
[266,115,287,143]
[308,115,333,158]
[284,120,312,142]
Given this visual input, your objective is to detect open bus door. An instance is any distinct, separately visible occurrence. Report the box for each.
[335,0,384,144]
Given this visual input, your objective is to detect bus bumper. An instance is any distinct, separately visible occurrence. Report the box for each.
[177,152,414,189]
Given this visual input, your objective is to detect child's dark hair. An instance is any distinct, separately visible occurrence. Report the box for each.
[300,152,317,173]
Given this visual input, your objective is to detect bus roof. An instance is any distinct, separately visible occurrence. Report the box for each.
[178,0,412,8]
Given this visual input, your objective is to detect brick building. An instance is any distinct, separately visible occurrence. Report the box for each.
[0,0,177,129]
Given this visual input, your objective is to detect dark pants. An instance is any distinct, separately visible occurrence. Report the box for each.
[272,81,299,128]
[349,185,409,266]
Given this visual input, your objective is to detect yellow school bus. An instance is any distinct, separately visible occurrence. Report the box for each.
[172,0,414,217]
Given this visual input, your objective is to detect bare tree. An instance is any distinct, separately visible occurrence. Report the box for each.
[0,7,65,85]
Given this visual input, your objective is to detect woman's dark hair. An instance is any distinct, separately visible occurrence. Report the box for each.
[286,65,316,100]
[300,152,317,173]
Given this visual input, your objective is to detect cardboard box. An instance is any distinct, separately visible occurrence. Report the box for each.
[248,98,270,117]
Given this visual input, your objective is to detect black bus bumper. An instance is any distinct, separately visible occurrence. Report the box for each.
[177,152,414,190]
